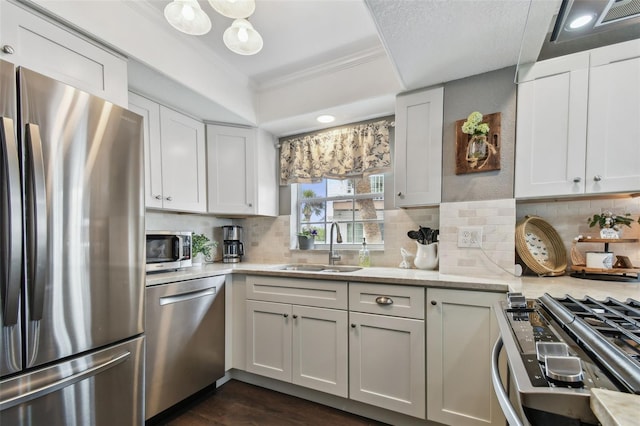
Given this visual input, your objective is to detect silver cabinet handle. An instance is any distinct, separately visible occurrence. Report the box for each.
[593,175,602,182]
[0,351,130,411]
[165,196,173,201]
[25,124,47,321]
[293,315,298,319]
[430,300,437,306]
[154,194,162,200]
[283,313,289,318]
[0,117,22,325]
[491,338,524,426]
[159,287,216,306]
[397,192,403,197]
[351,324,356,328]
[1,45,15,54]
[375,296,393,305]
[573,177,581,183]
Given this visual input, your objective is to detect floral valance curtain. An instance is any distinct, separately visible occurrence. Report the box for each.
[279,119,392,184]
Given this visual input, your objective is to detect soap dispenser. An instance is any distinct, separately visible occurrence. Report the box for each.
[358,238,370,267]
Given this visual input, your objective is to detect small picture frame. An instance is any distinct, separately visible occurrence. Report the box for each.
[455,112,501,175]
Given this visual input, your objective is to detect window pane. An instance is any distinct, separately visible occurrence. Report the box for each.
[327,179,352,197]
[355,174,384,195]
[299,199,325,223]
[299,181,326,197]
[329,199,354,223]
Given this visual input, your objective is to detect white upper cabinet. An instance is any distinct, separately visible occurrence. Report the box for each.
[515,40,640,198]
[207,125,278,216]
[586,40,640,194]
[0,1,127,106]
[129,92,207,213]
[394,86,444,207]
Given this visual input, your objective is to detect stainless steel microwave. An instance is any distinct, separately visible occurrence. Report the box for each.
[146,231,192,273]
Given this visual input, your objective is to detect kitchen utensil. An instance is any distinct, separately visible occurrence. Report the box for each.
[407,230,422,241]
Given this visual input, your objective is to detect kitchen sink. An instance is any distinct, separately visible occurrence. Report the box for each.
[277,264,362,273]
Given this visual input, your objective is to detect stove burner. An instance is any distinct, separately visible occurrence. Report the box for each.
[539,294,640,394]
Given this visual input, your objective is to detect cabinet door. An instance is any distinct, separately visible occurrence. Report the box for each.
[394,87,443,207]
[128,93,163,209]
[245,300,292,382]
[207,124,256,215]
[0,1,127,106]
[292,306,348,397]
[349,312,425,419]
[586,41,640,194]
[515,53,589,198]
[426,289,504,426]
[159,106,207,213]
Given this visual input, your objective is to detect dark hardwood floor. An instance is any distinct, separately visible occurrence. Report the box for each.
[150,380,388,426]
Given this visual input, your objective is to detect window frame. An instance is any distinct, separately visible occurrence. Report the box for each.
[291,176,385,251]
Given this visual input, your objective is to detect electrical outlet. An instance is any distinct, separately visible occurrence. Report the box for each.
[458,226,483,248]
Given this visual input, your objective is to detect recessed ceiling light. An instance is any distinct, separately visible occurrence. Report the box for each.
[567,14,595,30]
[317,115,335,123]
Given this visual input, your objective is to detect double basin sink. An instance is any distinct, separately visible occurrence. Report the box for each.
[277,264,362,273]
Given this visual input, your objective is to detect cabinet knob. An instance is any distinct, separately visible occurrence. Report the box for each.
[2,45,15,54]
[165,196,173,201]
[430,300,437,306]
[397,192,403,197]
[375,296,394,305]
[248,203,253,207]
[593,175,602,182]
[293,314,298,319]
[573,177,581,183]
[351,324,356,328]
[283,313,289,318]
[154,194,163,200]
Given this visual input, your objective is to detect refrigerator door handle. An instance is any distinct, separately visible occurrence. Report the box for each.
[0,116,22,326]
[0,351,131,411]
[25,123,47,321]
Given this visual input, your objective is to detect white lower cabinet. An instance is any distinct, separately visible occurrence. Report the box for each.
[426,288,504,426]
[245,277,348,397]
[349,283,425,419]
[349,312,425,419]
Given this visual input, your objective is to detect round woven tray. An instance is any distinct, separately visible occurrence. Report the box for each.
[515,216,567,276]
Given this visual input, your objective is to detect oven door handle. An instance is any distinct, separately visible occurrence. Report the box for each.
[492,337,524,426]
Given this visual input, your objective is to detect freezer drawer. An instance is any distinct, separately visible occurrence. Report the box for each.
[0,336,144,425]
[145,276,225,419]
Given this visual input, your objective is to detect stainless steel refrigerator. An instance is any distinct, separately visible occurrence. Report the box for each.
[0,59,145,425]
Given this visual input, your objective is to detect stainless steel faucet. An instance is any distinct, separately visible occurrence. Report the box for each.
[328,222,343,265]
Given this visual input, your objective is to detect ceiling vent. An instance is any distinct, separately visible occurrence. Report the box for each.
[597,0,640,26]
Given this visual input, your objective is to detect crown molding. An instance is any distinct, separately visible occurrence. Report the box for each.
[254,44,389,92]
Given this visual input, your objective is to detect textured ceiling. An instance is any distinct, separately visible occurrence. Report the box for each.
[365,0,533,90]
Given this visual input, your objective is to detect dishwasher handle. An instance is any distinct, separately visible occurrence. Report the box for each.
[491,337,524,426]
[159,287,217,306]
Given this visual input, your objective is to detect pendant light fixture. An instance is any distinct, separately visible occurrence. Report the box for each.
[208,0,256,19]
[223,18,263,55]
[164,0,212,36]
[164,0,263,55]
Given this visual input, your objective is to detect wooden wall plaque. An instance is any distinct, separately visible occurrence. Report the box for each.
[455,112,501,175]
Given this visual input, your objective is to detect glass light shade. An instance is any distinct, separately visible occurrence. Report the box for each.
[164,0,212,35]
[208,0,256,19]
[223,19,263,55]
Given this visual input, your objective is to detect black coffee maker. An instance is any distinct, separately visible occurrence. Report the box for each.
[222,225,244,263]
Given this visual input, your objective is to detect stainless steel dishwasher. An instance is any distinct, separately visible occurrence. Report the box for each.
[145,275,225,420]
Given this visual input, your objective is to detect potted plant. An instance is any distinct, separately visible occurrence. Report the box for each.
[297,228,317,250]
[587,211,639,239]
[192,233,218,266]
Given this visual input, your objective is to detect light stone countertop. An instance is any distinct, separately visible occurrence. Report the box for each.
[145,262,640,300]
[590,389,640,426]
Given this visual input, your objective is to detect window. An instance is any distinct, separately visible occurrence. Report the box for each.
[295,175,384,247]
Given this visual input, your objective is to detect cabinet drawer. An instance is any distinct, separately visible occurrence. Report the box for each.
[246,276,347,310]
[349,283,424,319]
